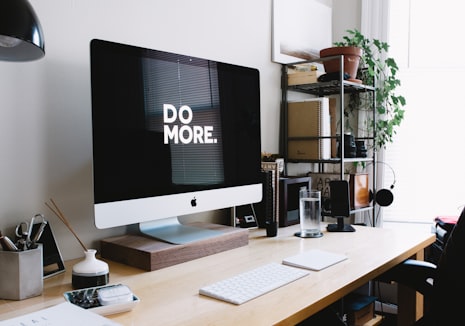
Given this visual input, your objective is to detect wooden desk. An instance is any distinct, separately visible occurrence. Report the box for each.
[0,224,434,325]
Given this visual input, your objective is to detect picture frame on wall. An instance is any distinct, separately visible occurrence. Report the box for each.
[272,0,332,64]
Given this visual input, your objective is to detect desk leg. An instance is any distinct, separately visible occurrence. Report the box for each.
[396,250,425,326]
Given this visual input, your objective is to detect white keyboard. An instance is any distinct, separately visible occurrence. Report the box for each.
[199,263,309,305]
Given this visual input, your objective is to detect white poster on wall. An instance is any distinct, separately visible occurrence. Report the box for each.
[272,0,332,64]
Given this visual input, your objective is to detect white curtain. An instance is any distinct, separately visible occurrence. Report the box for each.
[359,0,391,226]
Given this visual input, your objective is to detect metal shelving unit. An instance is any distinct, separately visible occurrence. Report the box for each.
[281,55,378,225]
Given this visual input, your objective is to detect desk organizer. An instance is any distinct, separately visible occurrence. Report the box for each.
[0,246,43,300]
[64,283,140,316]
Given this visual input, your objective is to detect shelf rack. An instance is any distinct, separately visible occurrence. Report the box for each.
[280,55,378,226]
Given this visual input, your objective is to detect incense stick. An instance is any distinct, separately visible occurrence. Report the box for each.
[45,198,88,252]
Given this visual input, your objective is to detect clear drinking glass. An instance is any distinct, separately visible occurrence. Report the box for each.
[295,189,323,238]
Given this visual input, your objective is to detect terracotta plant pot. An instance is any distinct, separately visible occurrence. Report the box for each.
[319,46,362,80]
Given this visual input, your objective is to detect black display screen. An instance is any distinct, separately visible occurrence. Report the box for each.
[90,39,261,204]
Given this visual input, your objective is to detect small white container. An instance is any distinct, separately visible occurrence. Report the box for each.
[72,249,109,289]
[98,284,133,305]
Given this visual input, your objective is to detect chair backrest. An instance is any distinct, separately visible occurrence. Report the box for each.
[431,207,465,324]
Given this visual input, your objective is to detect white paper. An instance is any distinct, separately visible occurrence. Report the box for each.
[0,302,121,326]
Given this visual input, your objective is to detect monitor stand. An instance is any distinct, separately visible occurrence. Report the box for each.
[139,217,224,245]
[101,221,248,271]
[326,217,355,232]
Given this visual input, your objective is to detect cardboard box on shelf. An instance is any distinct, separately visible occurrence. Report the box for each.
[287,70,324,85]
[346,294,377,326]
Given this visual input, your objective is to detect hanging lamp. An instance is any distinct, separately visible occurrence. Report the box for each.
[0,0,45,61]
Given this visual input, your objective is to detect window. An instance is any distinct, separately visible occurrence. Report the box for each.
[382,0,465,223]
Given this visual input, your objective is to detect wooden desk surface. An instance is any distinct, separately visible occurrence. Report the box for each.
[0,224,435,326]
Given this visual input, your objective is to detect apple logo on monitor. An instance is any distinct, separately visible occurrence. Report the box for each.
[191,197,197,207]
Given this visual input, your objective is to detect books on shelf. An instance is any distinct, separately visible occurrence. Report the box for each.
[287,97,331,160]
[261,162,280,226]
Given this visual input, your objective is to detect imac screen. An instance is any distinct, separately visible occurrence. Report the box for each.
[90,39,262,244]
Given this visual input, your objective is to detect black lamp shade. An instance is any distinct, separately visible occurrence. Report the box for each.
[0,0,45,61]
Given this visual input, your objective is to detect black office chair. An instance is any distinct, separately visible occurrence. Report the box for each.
[379,207,465,325]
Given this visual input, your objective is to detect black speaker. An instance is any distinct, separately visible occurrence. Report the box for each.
[329,180,350,216]
[327,180,355,232]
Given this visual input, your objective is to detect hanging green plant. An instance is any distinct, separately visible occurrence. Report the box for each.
[334,29,406,149]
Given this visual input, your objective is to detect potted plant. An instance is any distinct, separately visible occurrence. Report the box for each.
[319,46,363,81]
[332,29,406,149]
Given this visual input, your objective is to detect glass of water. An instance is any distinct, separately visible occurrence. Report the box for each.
[295,189,323,238]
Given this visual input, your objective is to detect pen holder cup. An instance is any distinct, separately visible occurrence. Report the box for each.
[0,245,43,300]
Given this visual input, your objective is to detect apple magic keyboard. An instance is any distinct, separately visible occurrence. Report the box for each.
[199,262,309,304]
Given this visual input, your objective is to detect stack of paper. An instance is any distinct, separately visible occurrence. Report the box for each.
[0,302,121,326]
[287,98,331,160]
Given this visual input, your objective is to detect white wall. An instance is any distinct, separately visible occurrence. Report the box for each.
[0,0,281,260]
[332,0,361,42]
[0,0,360,260]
